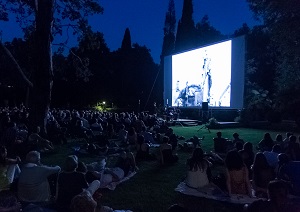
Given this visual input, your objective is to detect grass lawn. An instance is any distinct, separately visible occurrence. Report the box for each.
[41,126,293,212]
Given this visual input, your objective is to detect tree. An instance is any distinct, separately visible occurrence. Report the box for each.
[121,28,132,50]
[195,15,225,47]
[158,0,176,106]
[233,23,251,37]
[161,0,176,61]
[175,0,196,52]
[247,0,300,117]
[0,0,103,132]
[0,38,34,105]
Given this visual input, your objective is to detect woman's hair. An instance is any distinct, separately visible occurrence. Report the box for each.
[243,142,253,153]
[225,150,244,171]
[252,152,269,173]
[70,191,97,212]
[264,132,272,140]
[187,147,206,171]
[64,155,78,172]
[275,134,283,142]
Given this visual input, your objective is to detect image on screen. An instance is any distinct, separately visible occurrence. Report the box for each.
[172,40,232,107]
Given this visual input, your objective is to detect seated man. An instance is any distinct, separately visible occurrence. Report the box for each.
[213,132,228,154]
[18,151,61,203]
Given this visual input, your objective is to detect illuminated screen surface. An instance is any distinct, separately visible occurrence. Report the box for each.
[164,36,245,109]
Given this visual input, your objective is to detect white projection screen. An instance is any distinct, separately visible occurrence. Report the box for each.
[164,36,245,109]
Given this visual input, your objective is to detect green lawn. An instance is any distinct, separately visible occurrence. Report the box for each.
[41,126,293,212]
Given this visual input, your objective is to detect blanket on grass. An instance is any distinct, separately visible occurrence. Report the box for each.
[175,182,260,205]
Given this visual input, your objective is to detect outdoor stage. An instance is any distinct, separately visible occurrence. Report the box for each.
[168,118,240,128]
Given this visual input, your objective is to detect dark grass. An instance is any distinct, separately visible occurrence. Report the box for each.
[41,126,296,212]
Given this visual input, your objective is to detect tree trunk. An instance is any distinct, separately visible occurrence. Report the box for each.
[29,0,54,134]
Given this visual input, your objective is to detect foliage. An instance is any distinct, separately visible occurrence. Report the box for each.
[195,15,226,47]
[175,0,196,52]
[247,0,300,116]
[121,28,132,50]
[160,0,176,60]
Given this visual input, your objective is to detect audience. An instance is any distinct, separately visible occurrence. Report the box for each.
[251,152,275,198]
[160,136,178,165]
[27,126,55,152]
[1,106,299,211]
[245,180,299,212]
[0,146,21,190]
[263,144,281,169]
[185,147,212,189]
[285,135,300,161]
[70,180,113,212]
[225,150,252,197]
[239,142,254,177]
[135,135,155,162]
[213,131,228,154]
[56,155,90,211]
[278,156,300,196]
[232,132,244,146]
[258,133,274,152]
[18,151,60,204]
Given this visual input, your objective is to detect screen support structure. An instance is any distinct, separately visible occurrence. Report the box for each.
[198,102,211,133]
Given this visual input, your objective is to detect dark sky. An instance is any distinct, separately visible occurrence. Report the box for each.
[0,0,260,64]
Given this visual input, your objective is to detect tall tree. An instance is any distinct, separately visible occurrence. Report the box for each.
[0,0,103,132]
[247,0,300,117]
[195,15,225,47]
[121,28,132,50]
[175,0,196,52]
[158,0,176,105]
[160,0,176,61]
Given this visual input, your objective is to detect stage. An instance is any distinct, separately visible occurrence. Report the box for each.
[167,118,241,128]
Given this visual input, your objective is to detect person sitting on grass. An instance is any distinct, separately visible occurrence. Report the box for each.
[56,155,90,212]
[258,133,274,152]
[79,153,137,187]
[277,155,300,196]
[213,131,228,154]
[263,144,281,169]
[244,180,300,212]
[285,135,300,161]
[160,136,178,165]
[27,126,54,152]
[185,147,212,189]
[225,150,252,197]
[135,135,156,162]
[232,132,244,146]
[251,152,275,198]
[18,151,61,205]
[0,146,21,190]
[239,142,255,178]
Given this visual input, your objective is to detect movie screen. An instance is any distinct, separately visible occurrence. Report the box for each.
[164,36,245,109]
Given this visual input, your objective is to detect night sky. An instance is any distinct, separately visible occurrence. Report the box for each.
[0,0,260,63]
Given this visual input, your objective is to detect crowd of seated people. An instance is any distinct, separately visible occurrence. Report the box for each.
[1,106,300,211]
[208,130,300,200]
